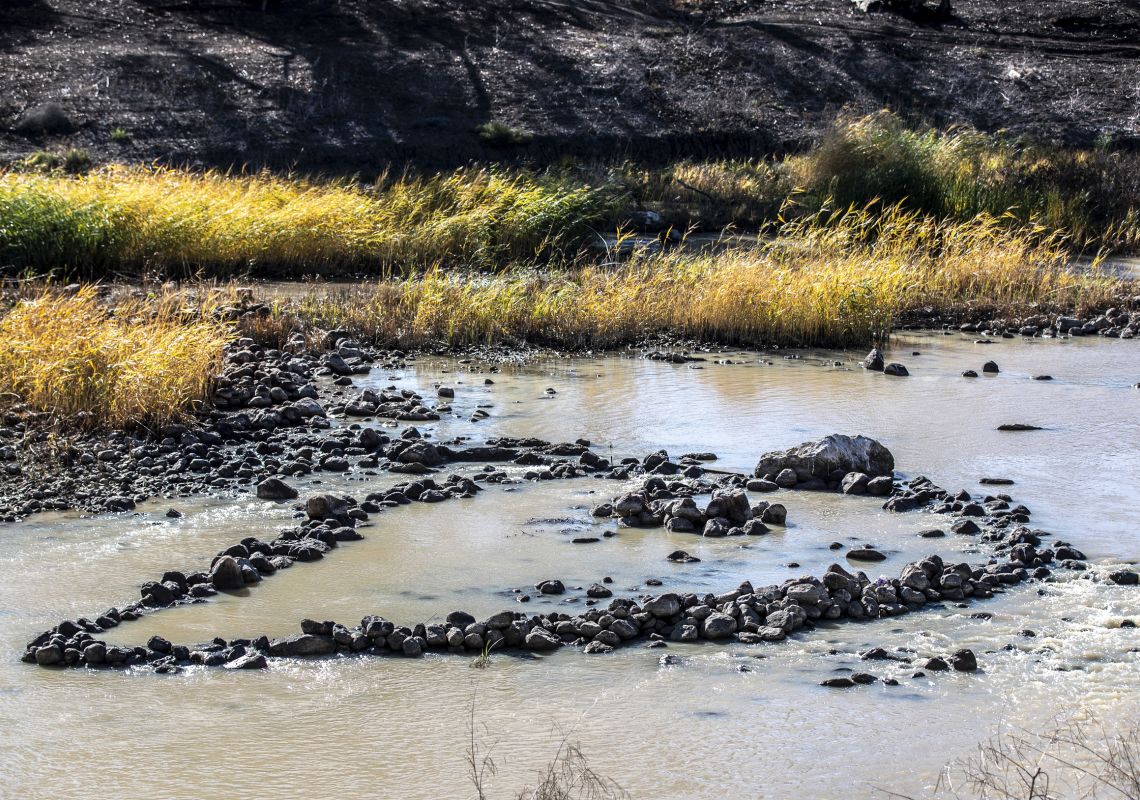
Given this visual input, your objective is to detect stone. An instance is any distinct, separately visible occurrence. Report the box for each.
[1108,571,1139,586]
[862,348,885,371]
[786,584,823,605]
[923,656,950,671]
[846,548,887,562]
[535,579,565,595]
[643,594,682,618]
[209,555,245,591]
[525,628,561,652]
[701,613,737,639]
[883,363,909,377]
[610,619,639,641]
[746,478,779,493]
[949,649,978,672]
[274,634,338,657]
[774,469,798,488]
[951,519,981,536]
[225,652,268,670]
[982,361,1000,374]
[866,476,893,496]
[702,517,732,537]
[15,103,74,135]
[754,434,894,482]
[34,645,63,666]
[760,504,787,526]
[820,677,856,688]
[594,630,621,647]
[841,472,870,495]
[305,494,349,521]
[257,478,298,500]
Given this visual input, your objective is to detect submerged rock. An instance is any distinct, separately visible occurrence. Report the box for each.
[846,548,887,563]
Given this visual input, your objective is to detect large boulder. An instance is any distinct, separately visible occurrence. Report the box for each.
[754,435,894,482]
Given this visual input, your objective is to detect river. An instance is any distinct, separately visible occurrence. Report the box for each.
[1,331,1137,798]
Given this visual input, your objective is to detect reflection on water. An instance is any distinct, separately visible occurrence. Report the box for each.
[1,332,1137,799]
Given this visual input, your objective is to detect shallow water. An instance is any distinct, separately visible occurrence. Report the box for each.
[2,332,1138,799]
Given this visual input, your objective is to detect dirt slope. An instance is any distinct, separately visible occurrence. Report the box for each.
[2,0,1139,173]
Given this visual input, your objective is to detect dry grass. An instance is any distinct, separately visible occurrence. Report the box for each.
[0,287,230,429]
[2,114,1138,287]
[260,204,1125,350]
[883,713,1140,799]
[0,166,618,278]
[618,112,1140,249]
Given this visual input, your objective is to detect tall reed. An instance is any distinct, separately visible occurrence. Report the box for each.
[260,205,1124,350]
[0,167,618,278]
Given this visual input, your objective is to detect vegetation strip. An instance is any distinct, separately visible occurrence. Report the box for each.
[7,114,1140,282]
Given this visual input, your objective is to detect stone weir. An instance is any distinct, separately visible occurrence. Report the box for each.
[20,436,1138,673]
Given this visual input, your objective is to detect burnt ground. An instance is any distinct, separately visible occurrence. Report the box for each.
[1,0,1140,174]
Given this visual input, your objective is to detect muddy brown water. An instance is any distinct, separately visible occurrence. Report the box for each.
[1,332,1138,799]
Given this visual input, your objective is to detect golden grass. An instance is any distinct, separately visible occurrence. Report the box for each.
[0,206,1125,429]
[0,166,617,277]
[258,205,1126,349]
[0,287,230,429]
[616,112,1140,248]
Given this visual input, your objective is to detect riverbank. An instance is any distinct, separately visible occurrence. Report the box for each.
[5,0,1140,174]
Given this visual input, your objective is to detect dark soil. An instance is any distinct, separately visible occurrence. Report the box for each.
[3,0,1140,173]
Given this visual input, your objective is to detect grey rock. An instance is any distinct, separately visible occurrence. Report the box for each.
[209,555,245,591]
[950,648,978,672]
[701,612,737,639]
[760,503,787,525]
[841,472,870,495]
[225,652,268,670]
[846,548,887,562]
[15,103,74,135]
[862,348,885,371]
[643,594,682,619]
[755,434,894,482]
[525,628,562,652]
[273,634,337,657]
[257,478,298,500]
